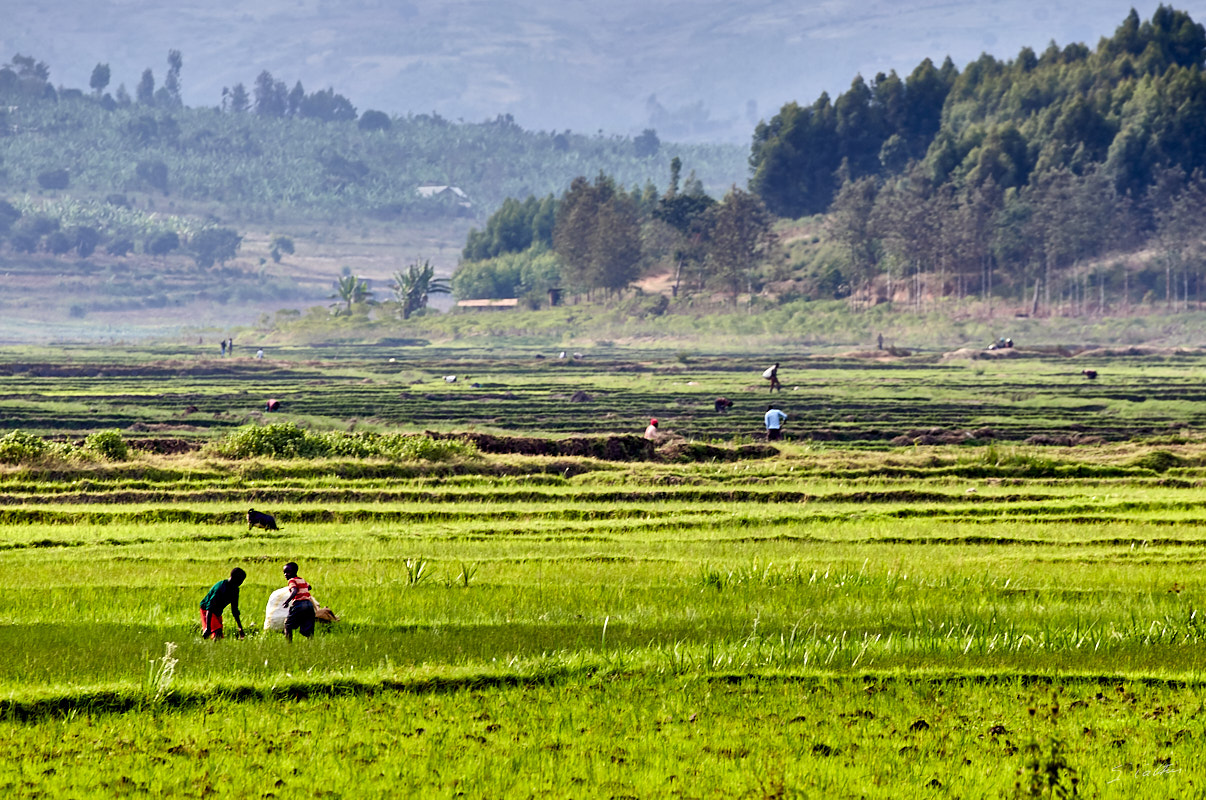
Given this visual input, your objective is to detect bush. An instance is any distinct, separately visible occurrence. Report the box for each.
[36,168,70,190]
[209,422,477,461]
[0,431,49,464]
[84,429,130,461]
[210,423,323,459]
[358,110,391,132]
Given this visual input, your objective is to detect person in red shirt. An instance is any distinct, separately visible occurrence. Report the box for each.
[280,561,316,642]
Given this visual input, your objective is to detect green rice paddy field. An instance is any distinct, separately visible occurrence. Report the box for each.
[3,344,1206,797]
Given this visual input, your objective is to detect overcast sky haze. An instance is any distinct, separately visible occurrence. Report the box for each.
[5,1,1204,142]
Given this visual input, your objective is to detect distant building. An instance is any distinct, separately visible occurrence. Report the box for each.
[416,185,471,208]
[456,298,518,310]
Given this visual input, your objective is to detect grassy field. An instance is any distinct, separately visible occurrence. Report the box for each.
[2,346,1206,797]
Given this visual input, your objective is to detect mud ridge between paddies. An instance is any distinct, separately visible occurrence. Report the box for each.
[0,488,1059,505]
[3,667,1205,723]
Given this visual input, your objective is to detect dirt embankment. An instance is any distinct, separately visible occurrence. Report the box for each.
[427,432,777,462]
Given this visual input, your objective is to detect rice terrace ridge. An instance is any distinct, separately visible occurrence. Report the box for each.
[0,343,1204,796]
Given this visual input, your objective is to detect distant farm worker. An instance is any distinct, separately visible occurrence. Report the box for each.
[256,348,264,359]
[220,339,227,357]
[763,363,783,393]
[200,567,246,640]
[765,404,788,442]
[644,418,660,440]
[715,397,734,414]
[281,561,316,642]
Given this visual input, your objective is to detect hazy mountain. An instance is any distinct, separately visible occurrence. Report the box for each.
[5,1,1203,143]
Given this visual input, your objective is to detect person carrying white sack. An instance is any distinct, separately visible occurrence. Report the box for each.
[264,574,339,633]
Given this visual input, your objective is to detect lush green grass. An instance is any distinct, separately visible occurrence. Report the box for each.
[2,347,1206,796]
[3,673,1200,798]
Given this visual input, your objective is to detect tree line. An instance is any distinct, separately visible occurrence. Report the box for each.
[0,52,745,234]
[750,6,1206,314]
[453,158,773,305]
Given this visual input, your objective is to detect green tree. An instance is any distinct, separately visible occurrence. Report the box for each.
[89,63,110,95]
[255,71,287,117]
[392,260,451,319]
[136,69,155,105]
[223,83,250,113]
[190,227,242,268]
[36,168,69,190]
[828,175,880,296]
[358,110,391,132]
[331,272,372,315]
[162,50,183,107]
[145,230,179,257]
[553,174,642,295]
[706,187,774,302]
[299,88,357,122]
[633,128,660,158]
[269,235,295,263]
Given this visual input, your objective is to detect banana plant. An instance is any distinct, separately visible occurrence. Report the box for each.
[391,260,450,319]
[331,272,373,315]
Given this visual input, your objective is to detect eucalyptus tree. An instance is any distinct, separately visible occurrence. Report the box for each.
[706,187,774,303]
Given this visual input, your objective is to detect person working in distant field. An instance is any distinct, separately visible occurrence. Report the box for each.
[765,404,787,442]
[200,567,246,640]
[280,561,316,642]
[763,363,783,392]
[644,418,660,440]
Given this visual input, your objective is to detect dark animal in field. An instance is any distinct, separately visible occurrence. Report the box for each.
[247,508,279,531]
[265,398,281,412]
[715,397,734,413]
[1082,370,1098,380]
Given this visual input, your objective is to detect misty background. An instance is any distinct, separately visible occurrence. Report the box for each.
[7,1,1201,143]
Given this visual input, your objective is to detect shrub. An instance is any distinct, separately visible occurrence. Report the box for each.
[358,110,391,132]
[210,423,322,459]
[84,429,130,461]
[0,431,49,464]
[36,168,70,190]
[208,423,477,462]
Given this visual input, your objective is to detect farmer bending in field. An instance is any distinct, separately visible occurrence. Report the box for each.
[281,561,316,642]
[200,567,246,640]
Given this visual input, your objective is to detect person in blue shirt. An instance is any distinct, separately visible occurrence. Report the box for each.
[765,404,787,441]
[200,567,246,640]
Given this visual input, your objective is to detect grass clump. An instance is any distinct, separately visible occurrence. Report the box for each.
[208,422,478,462]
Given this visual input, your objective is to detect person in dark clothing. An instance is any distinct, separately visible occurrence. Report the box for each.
[200,567,246,640]
[281,561,316,642]
[765,363,783,393]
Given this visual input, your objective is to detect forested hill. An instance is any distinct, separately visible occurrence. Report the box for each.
[0,57,745,227]
[751,6,1206,218]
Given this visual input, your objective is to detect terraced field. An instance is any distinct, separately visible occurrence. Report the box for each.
[2,344,1206,796]
[1,344,1204,447]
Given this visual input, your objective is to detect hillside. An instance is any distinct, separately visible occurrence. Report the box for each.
[2,0,1171,143]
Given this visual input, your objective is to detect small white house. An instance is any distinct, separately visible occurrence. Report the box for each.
[416,185,471,208]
